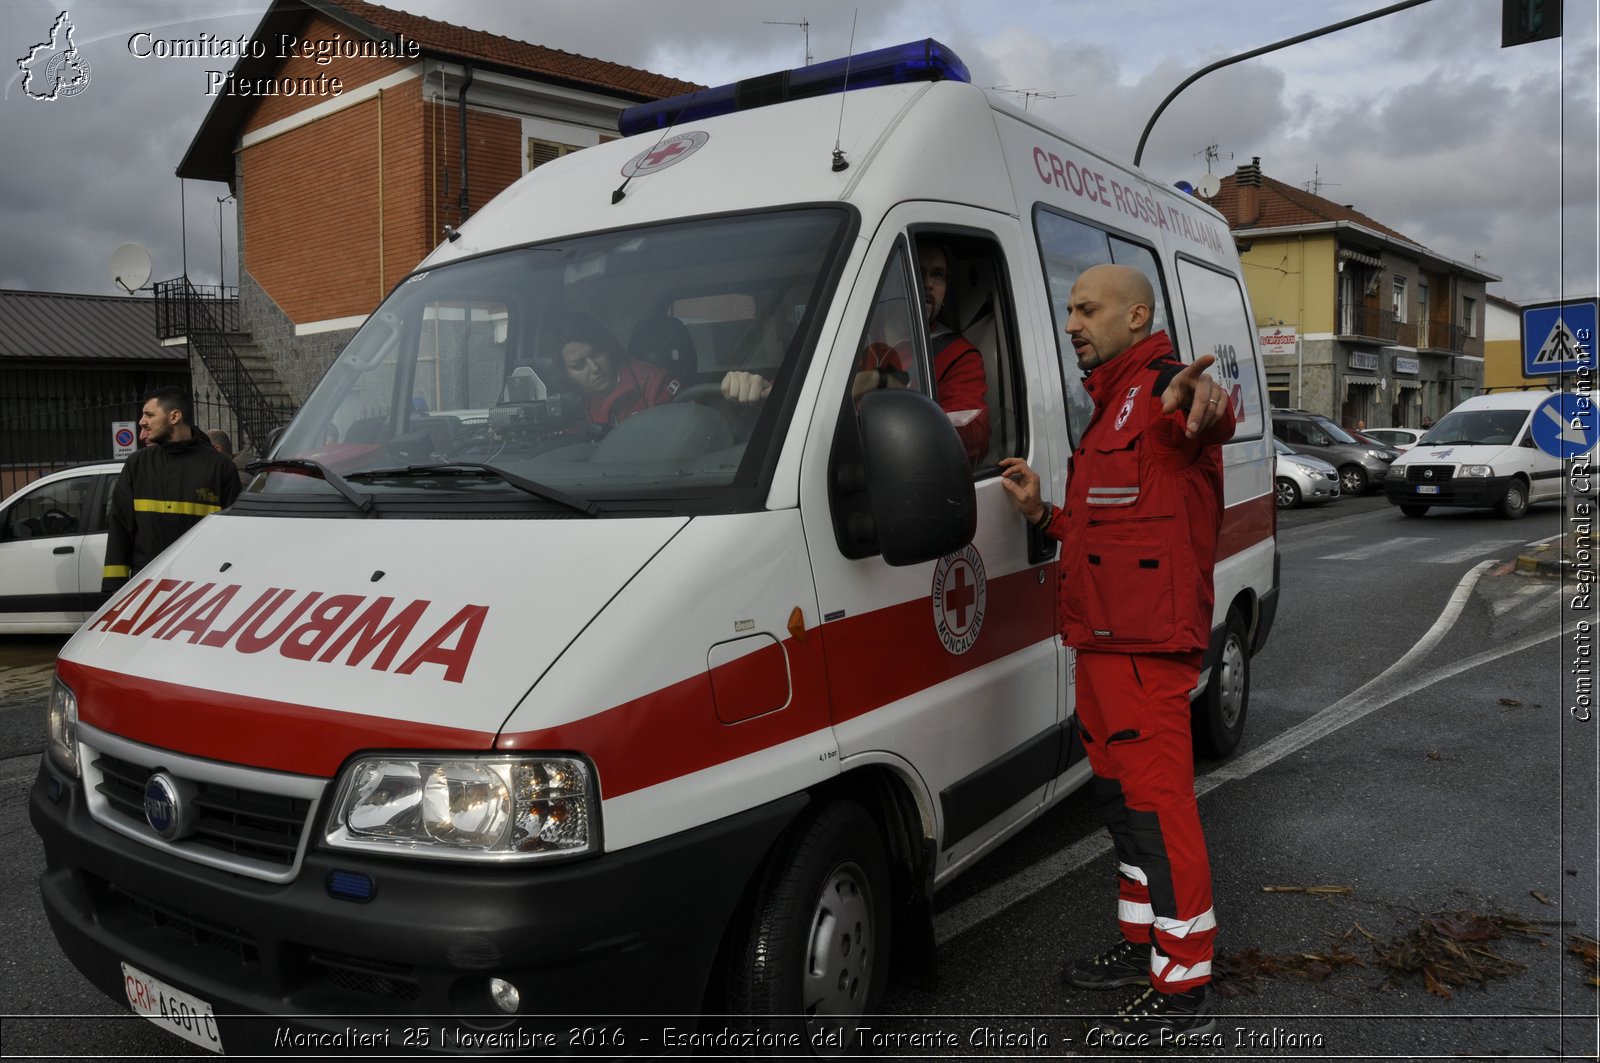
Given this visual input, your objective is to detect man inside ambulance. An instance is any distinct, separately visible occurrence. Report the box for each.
[720,238,991,464]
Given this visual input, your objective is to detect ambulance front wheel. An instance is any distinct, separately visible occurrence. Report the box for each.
[1195,609,1249,758]
[728,799,892,1055]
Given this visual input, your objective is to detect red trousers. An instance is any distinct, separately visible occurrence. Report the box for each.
[1075,650,1216,992]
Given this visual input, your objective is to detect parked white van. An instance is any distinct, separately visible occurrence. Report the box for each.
[1383,390,1568,518]
[32,40,1277,1054]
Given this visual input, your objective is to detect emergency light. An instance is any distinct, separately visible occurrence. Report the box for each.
[618,38,971,137]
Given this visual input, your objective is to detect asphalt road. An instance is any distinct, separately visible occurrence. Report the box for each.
[1,490,1594,1060]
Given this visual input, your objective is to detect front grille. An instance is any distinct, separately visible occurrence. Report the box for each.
[1406,464,1455,482]
[94,752,312,868]
[104,880,262,964]
[308,951,422,1001]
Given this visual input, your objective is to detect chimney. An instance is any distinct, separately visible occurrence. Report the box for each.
[1235,156,1262,226]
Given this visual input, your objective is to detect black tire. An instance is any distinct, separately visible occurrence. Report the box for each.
[727,800,891,1055]
[1195,609,1249,758]
[1497,478,1529,519]
[1399,504,1430,517]
[1274,477,1301,510]
[1338,464,1368,495]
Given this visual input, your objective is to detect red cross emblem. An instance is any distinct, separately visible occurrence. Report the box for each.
[621,131,709,178]
[943,562,977,632]
[931,545,986,655]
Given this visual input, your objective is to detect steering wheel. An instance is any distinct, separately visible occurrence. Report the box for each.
[672,382,733,406]
[671,381,758,438]
[41,508,75,534]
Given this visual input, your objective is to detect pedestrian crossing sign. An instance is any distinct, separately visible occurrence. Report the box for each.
[1523,300,1597,376]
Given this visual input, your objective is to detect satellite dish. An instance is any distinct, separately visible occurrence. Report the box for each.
[1196,173,1221,199]
[110,243,152,293]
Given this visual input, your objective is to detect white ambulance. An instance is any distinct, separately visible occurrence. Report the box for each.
[33,39,1277,1054]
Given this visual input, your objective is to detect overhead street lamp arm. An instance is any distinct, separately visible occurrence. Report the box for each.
[1133,0,1439,167]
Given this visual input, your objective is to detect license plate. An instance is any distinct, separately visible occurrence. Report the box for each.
[121,962,224,1054]
[1415,485,1440,495]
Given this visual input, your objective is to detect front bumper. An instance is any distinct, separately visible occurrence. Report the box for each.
[31,755,804,1053]
[1384,474,1512,508]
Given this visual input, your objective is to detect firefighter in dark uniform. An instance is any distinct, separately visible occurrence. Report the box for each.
[102,387,242,593]
[1000,263,1234,1044]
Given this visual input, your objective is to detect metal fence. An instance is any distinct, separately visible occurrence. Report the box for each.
[0,365,189,497]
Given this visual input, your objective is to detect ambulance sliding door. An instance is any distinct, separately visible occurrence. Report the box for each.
[802,204,1061,876]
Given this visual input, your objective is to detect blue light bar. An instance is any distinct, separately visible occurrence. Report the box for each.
[619,38,970,137]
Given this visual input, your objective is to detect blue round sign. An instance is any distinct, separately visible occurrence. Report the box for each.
[1530,393,1597,459]
[114,427,135,447]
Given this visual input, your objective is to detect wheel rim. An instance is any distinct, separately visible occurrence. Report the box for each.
[802,859,875,1049]
[1215,631,1246,731]
[1340,467,1366,494]
[1275,479,1298,508]
[1507,483,1526,512]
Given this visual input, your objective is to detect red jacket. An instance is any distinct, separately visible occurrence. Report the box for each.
[1041,331,1233,653]
[585,359,680,428]
[860,333,991,463]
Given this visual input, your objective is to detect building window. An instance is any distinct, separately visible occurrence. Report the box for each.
[1417,282,1429,346]
[527,137,581,171]
[1392,276,1407,323]
[1463,296,1477,337]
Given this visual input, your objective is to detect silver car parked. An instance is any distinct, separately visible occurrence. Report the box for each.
[1273,436,1341,509]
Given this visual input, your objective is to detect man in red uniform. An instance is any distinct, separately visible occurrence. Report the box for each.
[1000,263,1233,1044]
[721,240,991,463]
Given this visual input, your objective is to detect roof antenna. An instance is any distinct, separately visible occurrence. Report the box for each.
[831,10,858,172]
[613,121,679,204]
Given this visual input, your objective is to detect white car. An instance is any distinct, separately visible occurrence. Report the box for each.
[0,461,122,633]
[1362,427,1427,451]
[1273,436,1341,508]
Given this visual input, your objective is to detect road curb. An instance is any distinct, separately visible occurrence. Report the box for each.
[1514,533,1583,579]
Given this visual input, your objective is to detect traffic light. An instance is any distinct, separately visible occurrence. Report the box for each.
[1502,0,1562,47]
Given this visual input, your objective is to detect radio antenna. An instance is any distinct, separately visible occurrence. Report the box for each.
[831,9,858,171]
[764,18,812,65]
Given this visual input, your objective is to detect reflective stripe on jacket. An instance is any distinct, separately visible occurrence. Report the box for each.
[1041,331,1232,653]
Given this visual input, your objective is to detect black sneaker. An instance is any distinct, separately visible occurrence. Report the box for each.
[1085,984,1217,1049]
[1061,938,1150,989]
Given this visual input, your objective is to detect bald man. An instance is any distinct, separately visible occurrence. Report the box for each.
[1001,264,1233,1044]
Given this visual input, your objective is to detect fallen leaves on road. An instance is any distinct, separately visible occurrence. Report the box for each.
[1530,890,1554,905]
[1214,909,1558,1001]
[1497,697,1523,707]
[1261,885,1354,895]
[1366,911,1548,1000]
[1212,946,1364,998]
[1571,934,1599,988]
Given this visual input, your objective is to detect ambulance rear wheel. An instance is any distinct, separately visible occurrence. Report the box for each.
[1195,609,1249,758]
[728,800,891,1055]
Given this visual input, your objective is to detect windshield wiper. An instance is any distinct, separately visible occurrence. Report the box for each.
[1422,439,1475,446]
[353,462,602,517]
[245,457,374,514]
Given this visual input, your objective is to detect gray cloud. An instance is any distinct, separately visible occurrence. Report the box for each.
[0,0,1593,304]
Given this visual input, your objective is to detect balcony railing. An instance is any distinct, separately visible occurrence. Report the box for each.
[1336,304,1401,343]
[1419,319,1467,353]
[1338,305,1468,353]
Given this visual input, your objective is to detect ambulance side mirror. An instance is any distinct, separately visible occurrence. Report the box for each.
[838,389,976,567]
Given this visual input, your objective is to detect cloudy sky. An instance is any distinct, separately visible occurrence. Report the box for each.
[2,0,1594,304]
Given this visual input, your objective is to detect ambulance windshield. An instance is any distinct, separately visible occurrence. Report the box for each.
[262,209,849,513]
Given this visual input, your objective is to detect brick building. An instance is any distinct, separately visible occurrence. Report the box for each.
[172,0,699,439]
[1206,158,1496,429]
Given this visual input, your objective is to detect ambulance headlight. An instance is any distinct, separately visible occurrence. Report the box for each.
[325,755,597,861]
[46,675,79,778]
[1459,465,1493,477]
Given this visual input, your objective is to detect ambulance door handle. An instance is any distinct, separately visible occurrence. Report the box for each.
[53,546,75,555]
[1026,524,1057,566]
